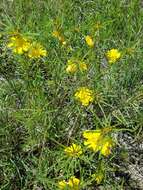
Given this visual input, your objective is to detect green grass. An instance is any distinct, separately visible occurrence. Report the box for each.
[0,0,143,189]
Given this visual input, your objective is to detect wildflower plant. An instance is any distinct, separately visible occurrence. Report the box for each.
[0,1,142,190]
[66,59,88,74]
[83,128,114,156]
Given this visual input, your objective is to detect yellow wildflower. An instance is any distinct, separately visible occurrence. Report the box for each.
[66,60,87,74]
[64,143,82,157]
[58,177,80,190]
[28,43,47,58]
[66,60,77,73]
[7,34,30,54]
[100,138,114,156]
[95,174,103,184]
[83,130,114,156]
[75,87,94,106]
[92,172,104,184]
[83,130,102,152]
[106,49,121,63]
[85,35,94,47]
[68,177,80,190]
[58,180,67,189]
[66,63,77,73]
[78,61,88,71]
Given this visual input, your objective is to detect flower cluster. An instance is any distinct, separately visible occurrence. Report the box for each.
[6,29,120,189]
[62,128,114,187]
[83,129,114,156]
[7,33,30,54]
[64,130,114,158]
[66,59,88,74]
[59,176,80,190]
[7,32,47,58]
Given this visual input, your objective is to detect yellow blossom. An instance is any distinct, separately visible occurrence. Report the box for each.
[75,87,94,106]
[92,172,104,184]
[100,138,114,156]
[85,35,94,47]
[28,43,47,58]
[95,174,103,184]
[7,34,30,54]
[66,63,77,73]
[66,60,77,73]
[83,130,114,156]
[68,177,80,189]
[66,60,87,74]
[83,130,102,152]
[78,61,88,71]
[58,177,80,190]
[58,180,67,189]
[64,143,82,157]
[106,49,121,63]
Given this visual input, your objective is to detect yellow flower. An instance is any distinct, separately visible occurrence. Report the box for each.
[83,130,102,152]
[64,143,82,157]
[58,180,67,189]
[106,49,121,63]
[92,172,104,184]
[78,61,88,71]
[66,60,87,74]
[100,138,114,156]
[75,87,94,106]
[85,35,94,47]
[28,43,47,58]
[7,34,30,54]
[58,177,80,190]
[66,60,77,73]
[68,177,80,190]
[95,174,103,184]
[83,130,114,156]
